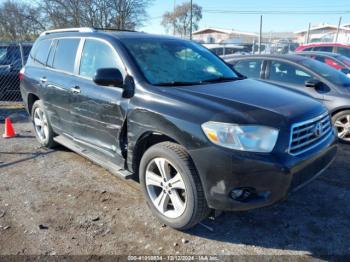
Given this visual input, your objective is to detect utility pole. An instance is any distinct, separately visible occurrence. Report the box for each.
[335,16,342,42]
[190,0,193,40]
[306,23,311,44]
[258,15,262,54]
[173,0,176,35]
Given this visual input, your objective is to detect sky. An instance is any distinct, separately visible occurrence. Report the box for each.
[141,0,350,34]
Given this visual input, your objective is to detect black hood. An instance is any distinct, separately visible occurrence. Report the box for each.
[163,79,326,125]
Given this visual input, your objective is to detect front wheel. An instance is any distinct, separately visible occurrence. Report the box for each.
[332,110,350,143]
[139,142,209,230]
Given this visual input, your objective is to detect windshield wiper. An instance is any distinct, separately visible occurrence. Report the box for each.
[201,76,241,83]
[154,81,202,86]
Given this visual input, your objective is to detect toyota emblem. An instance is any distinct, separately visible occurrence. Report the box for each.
[314,123,322,137]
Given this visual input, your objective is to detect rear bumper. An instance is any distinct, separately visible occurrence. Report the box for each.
[189,129,338,211]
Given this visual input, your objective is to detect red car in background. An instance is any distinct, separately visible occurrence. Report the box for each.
[295,43,350,58]
[297,51,350,75]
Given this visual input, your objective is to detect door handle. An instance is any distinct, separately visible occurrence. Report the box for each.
[70,86,81,94]
[40,77,47,83]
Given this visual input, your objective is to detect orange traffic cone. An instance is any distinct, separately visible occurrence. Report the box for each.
[2,117,16,138]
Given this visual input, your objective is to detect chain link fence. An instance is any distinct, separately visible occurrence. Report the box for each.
[0,42,33,106]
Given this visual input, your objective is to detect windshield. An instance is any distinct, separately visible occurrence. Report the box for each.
[301,58,350,87]
[121,38,238,85]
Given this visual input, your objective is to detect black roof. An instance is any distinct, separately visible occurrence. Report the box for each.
[39,27,182,42]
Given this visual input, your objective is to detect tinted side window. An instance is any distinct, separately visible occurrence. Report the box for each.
[33,40,51,65]
[46,40,57,67]
[310,55,326,63]
[337,47,350,58]
[313,46,333,52]
[53,38,80,73]
[79,39,123,79]
[303,47,313,51]
[268,60,311,85]
[210,48,223,56]
[224,48,237,55]
[234,60,262,78]
[0,46,19,65]
[22,46,32,62]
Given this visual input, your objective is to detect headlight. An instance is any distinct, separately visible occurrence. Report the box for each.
[201,121,279,153]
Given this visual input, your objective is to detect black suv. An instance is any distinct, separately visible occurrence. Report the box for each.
[0,43,32,101]
[20,28,337,230]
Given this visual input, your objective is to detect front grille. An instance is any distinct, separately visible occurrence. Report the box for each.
[289,113,333,156]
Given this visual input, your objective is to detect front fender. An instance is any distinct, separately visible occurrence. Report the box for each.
[126,108,207,170]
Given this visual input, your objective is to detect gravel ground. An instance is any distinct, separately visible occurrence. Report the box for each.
[0,110,349,260]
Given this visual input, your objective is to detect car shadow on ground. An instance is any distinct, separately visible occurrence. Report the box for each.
[0,150,56,169]
[187,144,350,259]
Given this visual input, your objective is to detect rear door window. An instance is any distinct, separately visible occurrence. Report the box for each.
[234,60,262,78]
[268,60,312,85]
[52,38,80,73]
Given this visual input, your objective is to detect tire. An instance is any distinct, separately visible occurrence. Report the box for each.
[139,142,210,230]
[31,100,57,148]
[332,110,350,143]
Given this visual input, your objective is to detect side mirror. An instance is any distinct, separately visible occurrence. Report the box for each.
[305,79,322,88]
[93,68,123,87]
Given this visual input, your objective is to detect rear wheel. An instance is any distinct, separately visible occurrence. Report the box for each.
[31,100,56,148]
[332,110,350,143]
[139,142,209,230]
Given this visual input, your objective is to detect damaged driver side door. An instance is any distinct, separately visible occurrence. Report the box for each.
[70,38,129,166]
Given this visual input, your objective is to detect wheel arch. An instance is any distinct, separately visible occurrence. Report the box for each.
[330,107,350,118]
[27,93,40,115]
[131,131,180,175]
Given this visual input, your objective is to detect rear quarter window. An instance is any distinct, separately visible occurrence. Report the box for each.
[32,39,52,65]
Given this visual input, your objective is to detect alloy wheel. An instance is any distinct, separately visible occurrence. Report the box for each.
[334,114,350,141]
[33,107,49,142]
[145,157,187,219]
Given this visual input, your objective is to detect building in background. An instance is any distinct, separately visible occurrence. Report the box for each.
[262,32,296,43]
[192,28,258,44]
[294,23,350,44]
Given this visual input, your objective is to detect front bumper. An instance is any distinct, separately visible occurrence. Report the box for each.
[189,130,338,211]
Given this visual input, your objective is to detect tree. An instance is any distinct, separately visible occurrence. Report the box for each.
[0,0,45,41]
[161,2,202,38]
[40,0,153,30]
[0,0,153,41]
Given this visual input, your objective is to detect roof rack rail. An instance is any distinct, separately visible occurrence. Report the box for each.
[92,27,137,32]
[40,27,95,36]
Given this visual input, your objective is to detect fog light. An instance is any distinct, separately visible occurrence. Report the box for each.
[230,188,255,201]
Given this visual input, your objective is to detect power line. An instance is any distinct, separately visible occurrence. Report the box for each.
[203,9,350,15]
